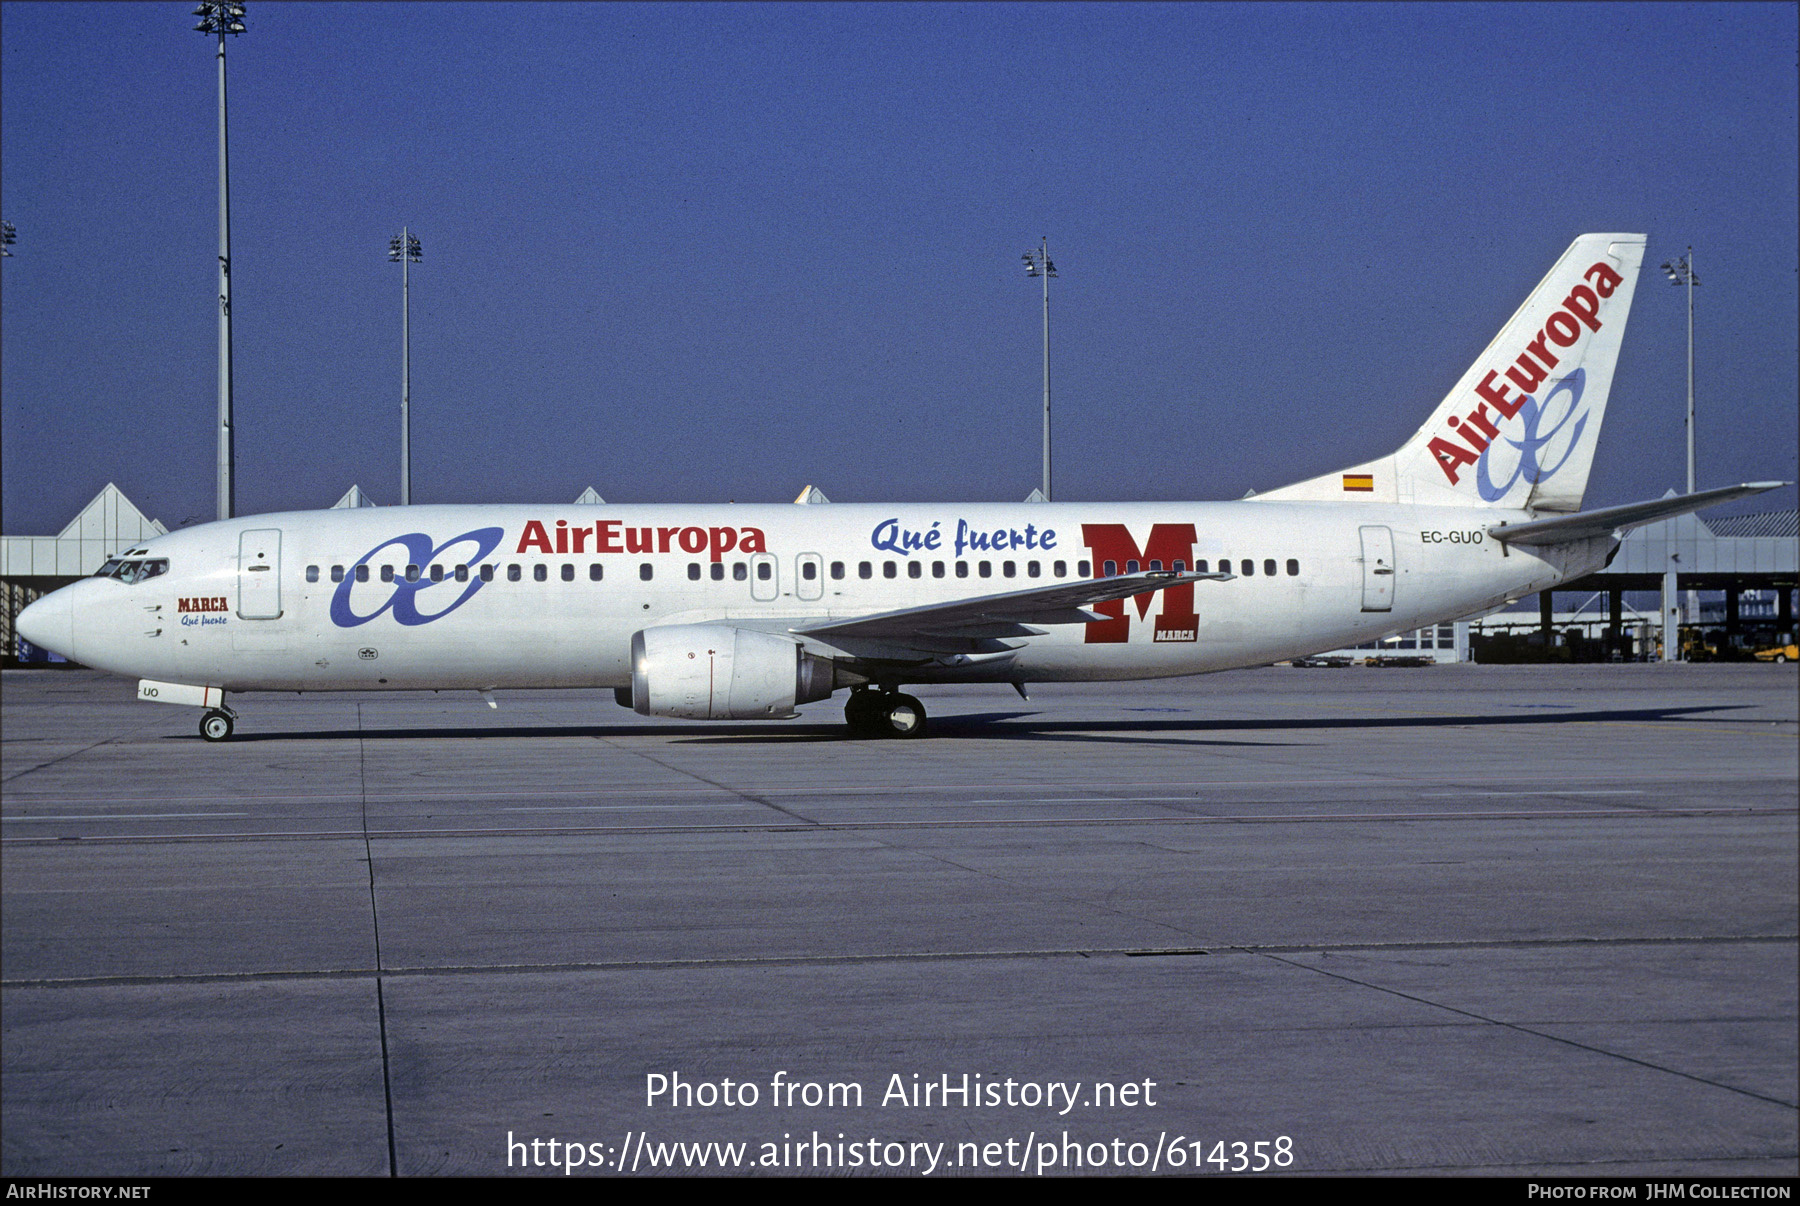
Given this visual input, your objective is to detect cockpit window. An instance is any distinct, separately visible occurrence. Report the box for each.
[95,558,169,584]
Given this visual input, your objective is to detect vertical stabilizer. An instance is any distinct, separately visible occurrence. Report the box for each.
[1258,234,1645,512]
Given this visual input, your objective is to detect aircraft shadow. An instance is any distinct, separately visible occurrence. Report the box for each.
[178,702,1757,746]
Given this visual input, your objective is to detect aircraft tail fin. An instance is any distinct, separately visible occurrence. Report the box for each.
[1257,233,1646,512]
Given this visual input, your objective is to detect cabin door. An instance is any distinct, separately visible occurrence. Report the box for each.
[237,529,284,620]
[1359,525,1395,613]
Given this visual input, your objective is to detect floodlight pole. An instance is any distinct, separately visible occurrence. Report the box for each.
[1661,247,1699,495]
[1683,251,1695,496]
[1659,248,1701,656]
[194,3,244,521]
[389,229,422,506]
[1022,238,1056,501]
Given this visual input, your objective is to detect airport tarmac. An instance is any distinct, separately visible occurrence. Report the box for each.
[2,663,1795,1178]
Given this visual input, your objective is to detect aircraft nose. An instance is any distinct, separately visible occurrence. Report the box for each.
[16,589,76,661]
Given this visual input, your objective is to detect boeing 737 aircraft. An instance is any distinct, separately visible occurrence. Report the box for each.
[16,233,1781,740]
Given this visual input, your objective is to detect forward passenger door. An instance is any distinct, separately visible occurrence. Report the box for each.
[237,529,283,620]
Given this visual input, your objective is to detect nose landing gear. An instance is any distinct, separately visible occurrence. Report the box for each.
[844,688,928,739]
[199,707,237,742]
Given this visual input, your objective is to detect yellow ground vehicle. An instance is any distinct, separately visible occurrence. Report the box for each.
[1753,643,1797,663]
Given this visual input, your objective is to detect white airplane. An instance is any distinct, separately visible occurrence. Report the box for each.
[16,233,1781,741]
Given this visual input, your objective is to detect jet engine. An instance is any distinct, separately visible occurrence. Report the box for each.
[630,624,836,719]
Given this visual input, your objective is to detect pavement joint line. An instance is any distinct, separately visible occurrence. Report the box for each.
[4,771,1793,807]
[6,934,1792,990]
[4,805,1790,845]
[356,702,400,1179]
[1248,947,1800,1112]
[0,714,175,785]
[594,735,822,826]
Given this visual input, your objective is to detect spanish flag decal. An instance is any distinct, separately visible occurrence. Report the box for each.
[1342,474,1375,492]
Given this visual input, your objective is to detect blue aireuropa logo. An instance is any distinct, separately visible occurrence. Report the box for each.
[328,527,505,628]
[1476,369,1590,502]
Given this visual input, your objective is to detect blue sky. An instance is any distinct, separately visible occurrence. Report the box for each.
[3,2,1795,533]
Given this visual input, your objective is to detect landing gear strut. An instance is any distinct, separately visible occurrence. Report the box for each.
[844,688,928,739]
[199,707,237,743]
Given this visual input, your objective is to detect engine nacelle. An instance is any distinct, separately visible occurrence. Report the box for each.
[630,624,836,719]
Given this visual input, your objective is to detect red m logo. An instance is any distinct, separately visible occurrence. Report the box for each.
[1080,523,1198,643]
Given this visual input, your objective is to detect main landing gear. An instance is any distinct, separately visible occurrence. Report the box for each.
[844,688,928,739]
[199,707,237,743]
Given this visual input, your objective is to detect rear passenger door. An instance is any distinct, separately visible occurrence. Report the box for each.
[1359,525,1395,612]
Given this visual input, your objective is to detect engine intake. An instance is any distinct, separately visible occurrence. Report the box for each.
[631,624,836,719]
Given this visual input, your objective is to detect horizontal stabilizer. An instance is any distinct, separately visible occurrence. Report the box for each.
[1488,482,1787,546]
[794,570,1231,643]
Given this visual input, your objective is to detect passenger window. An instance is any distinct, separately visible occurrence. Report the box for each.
[710,563,724,581]
[357,564,371,583]
[907,561,922,579]
[932,561,945,578]
[1027,561,1040,578]
[590,564,605,582]
[1287,559,1300,576]
[330,565,345,583]
[979,561,992,578]
[306,565,320,583]
[1126,560,1140,574]
[830,561,845,580]
[640,564,654,581]
[430,565,444,582]
[1149,560,1162,571]
[456,565,469,582]
[405,565,421,582]
[883,562,897,579]
[1103,560,1118,577]
[383,565,397,583]
[956,562,969,578]
[1053,560,1067,577]
[1240,560,1254,577]
[480,565,494,582]
[561,564,575,582]
[734,563,748,581]
[534,565,547,582]
[687,563,701,581]
[1173,560,1186,572]
[756,561,771,581]
[858,562,872,580]
[1264,559,1277,577]
[802,561,818,581]
[1003,561,1016,578]
[507,564,521,582]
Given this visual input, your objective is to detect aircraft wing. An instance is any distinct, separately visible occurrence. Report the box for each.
[792,570,1231,643]
[1488,482,1786,546]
